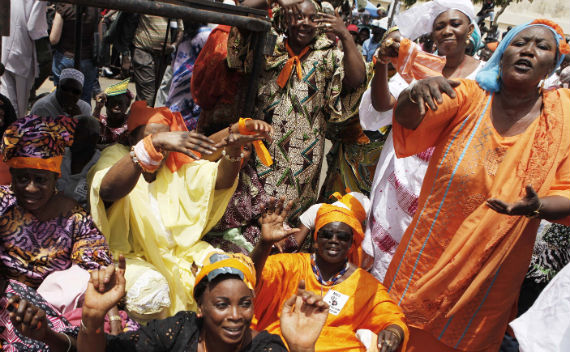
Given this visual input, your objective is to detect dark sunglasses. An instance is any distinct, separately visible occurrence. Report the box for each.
[317,230,352,242]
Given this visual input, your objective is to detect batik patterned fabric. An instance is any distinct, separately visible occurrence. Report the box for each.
[0,186,112,289]
[526,222,570,284]
[166,27,211,131]
[1,280,77,352]
[203,163,269,254]
[228,30,366,222]
[1,115,75,162]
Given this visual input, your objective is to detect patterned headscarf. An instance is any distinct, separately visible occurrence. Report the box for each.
[193,251,257,299]
[1,115,76,175]
[476,19,570,92]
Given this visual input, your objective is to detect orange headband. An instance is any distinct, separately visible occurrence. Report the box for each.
[6,156,63,175]
[530,19,570,55]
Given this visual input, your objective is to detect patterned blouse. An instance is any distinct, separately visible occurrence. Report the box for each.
[1,280,77,352]
[99,114,128,146]
[228,30,365,223]
[0,186,112,288]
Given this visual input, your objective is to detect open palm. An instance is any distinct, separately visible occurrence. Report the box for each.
[260,197,300,244]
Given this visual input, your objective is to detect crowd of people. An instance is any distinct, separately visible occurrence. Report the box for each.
[0,0,569,351]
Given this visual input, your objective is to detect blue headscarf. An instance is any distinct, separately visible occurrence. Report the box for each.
[475,20,567,92]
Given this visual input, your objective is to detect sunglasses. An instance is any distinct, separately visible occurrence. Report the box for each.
[317,230,352,242]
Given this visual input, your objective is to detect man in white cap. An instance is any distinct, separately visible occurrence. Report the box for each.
[30,68,92,118]
[362,19,386,62]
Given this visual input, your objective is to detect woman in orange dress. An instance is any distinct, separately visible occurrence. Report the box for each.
[385,19,570,351]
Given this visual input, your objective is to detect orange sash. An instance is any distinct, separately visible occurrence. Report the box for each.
[238,118,273,166]
[276,41,310,89]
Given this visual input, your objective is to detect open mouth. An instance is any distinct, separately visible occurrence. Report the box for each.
[326,247,341,256]
[513,58,533,72]
[222,326,244,338]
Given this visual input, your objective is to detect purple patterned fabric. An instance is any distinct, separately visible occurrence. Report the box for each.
[0,185,112,288]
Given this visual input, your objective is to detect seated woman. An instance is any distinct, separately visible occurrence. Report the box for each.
[93,79,132,146]
[88,101,273,320]
[0,115,128,334]
[251,198,409,351]
[75,252,329,352]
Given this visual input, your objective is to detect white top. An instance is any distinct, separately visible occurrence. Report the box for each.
[30,91,92,118]
[1,0,47,77]
[511,262,570,352]
[359,62,485,281]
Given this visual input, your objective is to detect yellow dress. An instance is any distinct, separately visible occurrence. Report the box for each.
[88,144,237,317]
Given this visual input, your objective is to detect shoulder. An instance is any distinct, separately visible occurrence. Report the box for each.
[78,100,92,115]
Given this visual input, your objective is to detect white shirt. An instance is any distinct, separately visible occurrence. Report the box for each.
[1,0,47,77]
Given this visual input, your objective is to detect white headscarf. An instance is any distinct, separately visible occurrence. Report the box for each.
[395,0,476,40]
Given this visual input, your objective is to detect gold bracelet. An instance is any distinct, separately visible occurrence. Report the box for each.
[222,148,244,162]
[108,315,122,322]
[525,201,543,219]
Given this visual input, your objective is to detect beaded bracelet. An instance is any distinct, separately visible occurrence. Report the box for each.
[222,148,245,162]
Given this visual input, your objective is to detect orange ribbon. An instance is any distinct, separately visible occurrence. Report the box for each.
[238,118,273,166]
[276,41,310,89]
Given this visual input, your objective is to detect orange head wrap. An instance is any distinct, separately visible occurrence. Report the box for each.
[193,251,257,300]
[127,101,198,173]
[314,204,365,267]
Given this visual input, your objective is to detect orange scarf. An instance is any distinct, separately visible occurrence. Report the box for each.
[276,41,310,89]
[238,118,273,166]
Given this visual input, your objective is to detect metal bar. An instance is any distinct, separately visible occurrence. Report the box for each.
[74,4,83,69]
[161,0,267,18]
[53,0,271,32]
[241,30,266,117]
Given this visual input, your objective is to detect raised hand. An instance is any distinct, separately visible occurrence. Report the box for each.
[8,296,49,342]
[315,10,349,39]
[94,92,107,111]
[259,197,301,244]
[82,255,127,320]
[408,76,461,115]
[280,280,329,352]
[276,0,304,25]
[377,325,405,352]
[375,30,402,64]
[152,131,218,159]
[487,185,542,218]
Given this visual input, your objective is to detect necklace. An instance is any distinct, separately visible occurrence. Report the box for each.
[311,253,349,288]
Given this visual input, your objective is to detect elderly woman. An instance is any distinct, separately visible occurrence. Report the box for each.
[359,0,485,281]
[74,252,329,352]
[251,198,409,351]
[384,19,570,351]
[0,115,112,288]
[229,0,367,223]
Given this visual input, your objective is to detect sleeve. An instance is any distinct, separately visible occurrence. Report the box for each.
[106,312,191,351]
[547,141,570,226]
[29,103,50,118]
[322,48,345,123]
[27,1,48,40]
[392,78,480,158]
[336,62,375,124]
[360,279,409,351]
[298,204,322,230]
[359,73,410,131]
[70,210,113,269]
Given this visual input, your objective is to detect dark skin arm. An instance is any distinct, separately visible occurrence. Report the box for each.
[250,198,300,283]
[394,77,460,130]
[370,31,401,112]
[377,324,405,352]
[487,185,570,222]
[8,296,76,352]
[315,11,366,90]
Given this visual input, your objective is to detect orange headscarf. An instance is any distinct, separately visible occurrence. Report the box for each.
[127,101,198,173]
[193,251,257,299]
[314,204,365,267]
